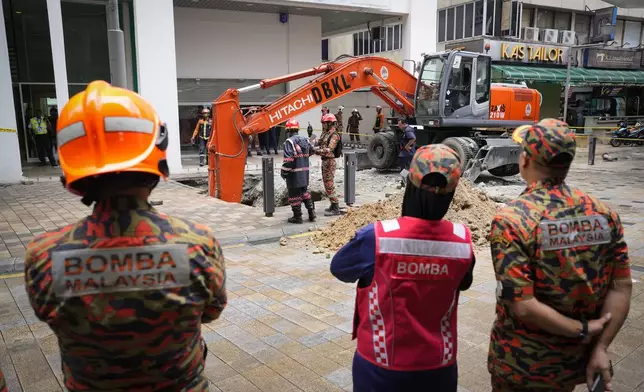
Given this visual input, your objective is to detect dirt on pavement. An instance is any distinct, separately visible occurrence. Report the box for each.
[313,179,500,251]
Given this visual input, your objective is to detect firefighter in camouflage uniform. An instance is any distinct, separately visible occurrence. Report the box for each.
[315,113,344,216]
[281,119,316,223]
[488,118,632,392]
[24,81,227,392]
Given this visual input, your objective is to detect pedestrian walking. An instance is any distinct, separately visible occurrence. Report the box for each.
[281,119,316,224]
[25,81,226,392]
[488,118,632,392]
[348,108,362,144]
[191,107,212,166]
[28,108,57,167]
[330,144,476,392]
[267,125,279,155]
[314,113,343,216]
[373,105,385,134]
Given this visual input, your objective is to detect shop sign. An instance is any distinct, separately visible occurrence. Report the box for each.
[585,49,642,70]
[484,39,569,64]
[591,7,617,43]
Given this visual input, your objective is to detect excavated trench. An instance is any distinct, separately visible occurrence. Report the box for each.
[176,174,325,208]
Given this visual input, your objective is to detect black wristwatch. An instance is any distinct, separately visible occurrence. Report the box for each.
[579,320,588,340]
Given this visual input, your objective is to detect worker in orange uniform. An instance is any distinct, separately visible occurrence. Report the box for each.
[321,106,330,132]
[330,144,475,392]
[315,113,344,216]
[281,119,316,223]
[191,107,213,166]
[24,81,227,392]
[488,119,631,392]
[373,105,385,134]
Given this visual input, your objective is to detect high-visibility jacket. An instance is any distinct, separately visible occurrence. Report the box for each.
[191,119,212,140]
[353,217,473,371]
[30,117,48,135]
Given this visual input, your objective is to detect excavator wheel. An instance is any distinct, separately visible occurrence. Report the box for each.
[442,137,473,172]
[368,132,399,170]
[488,164,520,177]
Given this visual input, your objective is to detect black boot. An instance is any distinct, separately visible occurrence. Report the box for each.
[324,202,343,216]
[304,199,316,222]
[288,205,303,224]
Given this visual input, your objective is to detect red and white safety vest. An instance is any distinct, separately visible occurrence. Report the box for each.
[353,216,473,371]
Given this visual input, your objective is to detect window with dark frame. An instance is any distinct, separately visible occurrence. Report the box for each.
[456,6,464,40]
[447,8,455,41]
[438,9,447,42]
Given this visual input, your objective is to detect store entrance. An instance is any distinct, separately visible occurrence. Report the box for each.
[13,83,58,163]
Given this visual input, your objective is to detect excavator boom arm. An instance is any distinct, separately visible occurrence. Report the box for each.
[209,57,419,202]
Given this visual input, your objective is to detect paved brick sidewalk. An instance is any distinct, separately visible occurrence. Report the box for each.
[0,240,643,392]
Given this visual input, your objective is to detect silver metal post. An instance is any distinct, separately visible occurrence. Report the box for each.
[107,0,127,88]
[563,47,573,123]
[262,157,275,217]
[344,151,356,206]
[588,136,597,166]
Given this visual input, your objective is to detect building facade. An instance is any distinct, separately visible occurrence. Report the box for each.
[436,0,644,124]
[0,0,437,184]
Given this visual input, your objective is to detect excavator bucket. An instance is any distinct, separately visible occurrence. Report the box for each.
[462,138,522,182]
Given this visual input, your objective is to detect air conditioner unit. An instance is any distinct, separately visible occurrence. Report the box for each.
[522,27,540,42]
[541,28,559,44]
[559,30,576,45]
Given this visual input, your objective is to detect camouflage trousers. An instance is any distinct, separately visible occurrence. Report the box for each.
[491,377,575,392]
[321,158,338,203]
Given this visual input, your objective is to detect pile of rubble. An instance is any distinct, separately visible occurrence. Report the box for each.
[313,179,500,251]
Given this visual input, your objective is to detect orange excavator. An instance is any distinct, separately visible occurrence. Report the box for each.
[208,51,541,203]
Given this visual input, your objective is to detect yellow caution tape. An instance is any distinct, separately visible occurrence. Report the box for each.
[0,128,17,133]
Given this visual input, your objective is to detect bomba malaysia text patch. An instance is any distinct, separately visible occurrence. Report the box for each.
[539,215,611,251]
[51,244,191,297]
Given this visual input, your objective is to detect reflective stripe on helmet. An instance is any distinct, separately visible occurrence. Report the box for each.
[57,122,86,147]
[104,117,155,134]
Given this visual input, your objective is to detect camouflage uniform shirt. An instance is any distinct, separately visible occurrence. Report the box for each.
[25,196,227,391]
[488,180,629,390]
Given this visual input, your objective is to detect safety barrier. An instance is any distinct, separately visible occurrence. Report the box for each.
[344,151,357,206]
[262,157,275,217]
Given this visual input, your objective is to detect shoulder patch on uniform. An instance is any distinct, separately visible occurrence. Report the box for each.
[51,244,191,298]
[453,223,466,240]
[381,219,400,233]
[539,215,610,251]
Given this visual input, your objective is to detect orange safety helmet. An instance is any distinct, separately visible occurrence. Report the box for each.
[285,119,300,130]
[57,80,169,196]
[322,113,337,123]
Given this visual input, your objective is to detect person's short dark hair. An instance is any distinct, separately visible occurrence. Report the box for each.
[69,172,160,204]
[398,117,408,125]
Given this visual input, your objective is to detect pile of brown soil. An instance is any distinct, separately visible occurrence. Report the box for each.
[313,180,500,251]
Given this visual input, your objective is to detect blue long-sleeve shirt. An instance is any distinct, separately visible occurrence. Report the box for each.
[329,222,476,391]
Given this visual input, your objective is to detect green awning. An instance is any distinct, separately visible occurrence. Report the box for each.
[492,65,569,82]
[571,68,644,84]
[492,64,644,85]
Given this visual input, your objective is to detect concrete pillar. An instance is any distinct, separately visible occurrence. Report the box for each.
[403,0,438,74]
[133,0,181,174]
[286,15,322,135]
[46,0,70,110]
[0,0,23,183]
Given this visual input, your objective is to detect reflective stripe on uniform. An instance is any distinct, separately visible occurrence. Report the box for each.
[378,237,471,259]
[57,117,156,147]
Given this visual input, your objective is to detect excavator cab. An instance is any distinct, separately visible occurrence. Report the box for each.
[414,51,492,127]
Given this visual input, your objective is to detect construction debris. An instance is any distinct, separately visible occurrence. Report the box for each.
[313,180,500,251]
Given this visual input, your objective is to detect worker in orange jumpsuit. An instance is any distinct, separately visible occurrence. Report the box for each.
[315,113,344,216]
[24,81,226,391]
[191,107,212,166]
[373,105,386,133]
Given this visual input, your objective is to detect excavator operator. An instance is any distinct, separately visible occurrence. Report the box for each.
[315,113,344,216]
[191,107,213,166]
[24,81,227,392]
[281,119,316,224]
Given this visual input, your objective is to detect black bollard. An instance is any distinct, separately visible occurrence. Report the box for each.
[588,136,597,166]
[262,157,275,217]
[344,151,357,206]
